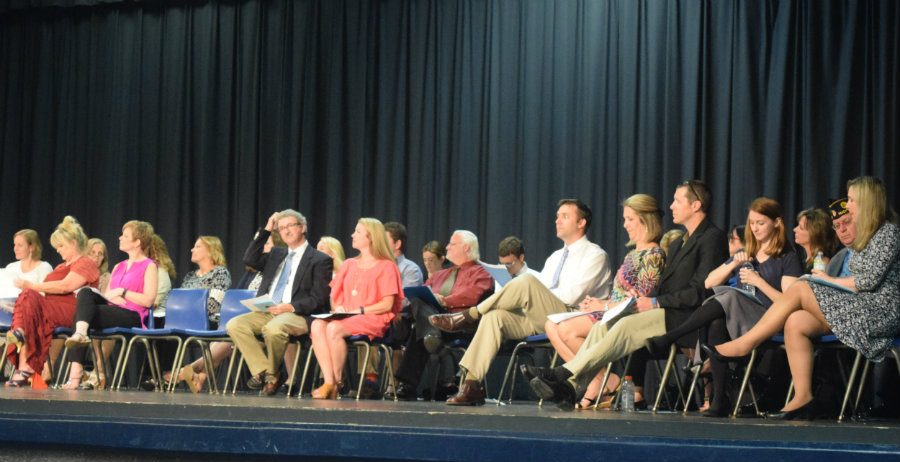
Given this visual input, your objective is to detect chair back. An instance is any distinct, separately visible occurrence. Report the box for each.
[0,308,12,327]
[219,289,256,327]
[164,288,210,330]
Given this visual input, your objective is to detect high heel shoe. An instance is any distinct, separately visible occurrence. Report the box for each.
[700,343,749,364]
[6,328,25,352]
[312,383,338,400]
[766,400,816,421]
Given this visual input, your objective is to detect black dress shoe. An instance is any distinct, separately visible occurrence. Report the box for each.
[644,336,671,358]
[433,382,458,402]
[423,331,445,354]
[700,343,749,364]
[528,375,576,411]
[520,364,555,382]
[389,382,418,401]
[766,400,816,421]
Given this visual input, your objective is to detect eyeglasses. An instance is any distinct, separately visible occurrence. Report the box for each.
[833,219,852,231]
[277,222,302,232]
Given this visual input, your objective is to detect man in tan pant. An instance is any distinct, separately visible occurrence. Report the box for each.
[429,199,612,405]
[527,181,728,410]
[227,210,333,396]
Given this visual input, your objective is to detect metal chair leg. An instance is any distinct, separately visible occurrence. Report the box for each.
[652,345,677,413]
[838,351,863,422]
[733,349,758,417]
[497,342,526,405]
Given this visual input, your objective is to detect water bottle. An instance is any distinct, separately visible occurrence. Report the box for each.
[620,375,635,412]
[813,251,826,272]
[740,261,756,297]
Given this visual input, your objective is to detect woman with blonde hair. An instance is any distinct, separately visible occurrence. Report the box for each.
[171,235,232,392]
[5,229,53,286]
[713,177,899,420]
[544,194,666,409]
[5,217,99,388]
[309,218,404,399]
[646,197,803,416]
[316,236,346,274]
[62,220,160,389]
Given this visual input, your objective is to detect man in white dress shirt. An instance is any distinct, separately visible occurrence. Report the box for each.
[429,199,612,405]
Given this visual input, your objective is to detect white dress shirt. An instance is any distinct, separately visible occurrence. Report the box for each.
[268,241,309,304]
[537,235,612,306]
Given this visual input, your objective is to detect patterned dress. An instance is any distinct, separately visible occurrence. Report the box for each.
[810,223,900,361]
[181,266,232,326]
[588,247,665,321]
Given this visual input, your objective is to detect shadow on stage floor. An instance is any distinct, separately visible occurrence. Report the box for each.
[0,387,897,461]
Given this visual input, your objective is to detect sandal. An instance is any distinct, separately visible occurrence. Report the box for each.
[64,332,91,349]
[5,369,33,387]
[179,366,201,393]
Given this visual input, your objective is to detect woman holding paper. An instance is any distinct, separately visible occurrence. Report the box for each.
[308,218,404,399]
[4,217,99,388]
[645,197,802,416]
[544,194,665,409]
[713,177,899,420]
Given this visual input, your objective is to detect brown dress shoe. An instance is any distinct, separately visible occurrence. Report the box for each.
[446,380,485,406]
[428,311,478,333]
[261,374,285,396]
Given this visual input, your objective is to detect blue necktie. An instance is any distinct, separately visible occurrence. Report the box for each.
[549,247,568,289]
[271,251,295,302]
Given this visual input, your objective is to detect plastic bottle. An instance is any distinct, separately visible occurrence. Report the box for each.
[620,375,635,412]
[813,251,826,272]
[740,261,756,297]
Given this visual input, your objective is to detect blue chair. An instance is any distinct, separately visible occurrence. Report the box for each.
[347,334,397,400]
[114,289,210,391]
[178,289,254,394]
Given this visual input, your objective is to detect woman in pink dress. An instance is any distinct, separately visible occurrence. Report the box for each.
[309,218,404,399]
[5,216,99,389]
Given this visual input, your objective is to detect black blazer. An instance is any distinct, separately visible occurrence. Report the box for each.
[652,217,728,346]
[243,228,333,317]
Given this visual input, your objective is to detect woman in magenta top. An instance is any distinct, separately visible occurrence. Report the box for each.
[62,220,160,389]
[309,218,404,399]
[5,216,99,389]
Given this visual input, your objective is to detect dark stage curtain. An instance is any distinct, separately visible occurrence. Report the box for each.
[0,0,897,282]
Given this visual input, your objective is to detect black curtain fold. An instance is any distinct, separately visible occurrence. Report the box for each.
[1,0,897,282]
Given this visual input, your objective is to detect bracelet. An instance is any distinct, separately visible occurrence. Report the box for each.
[122,289,128,298]
[359,306,364,314]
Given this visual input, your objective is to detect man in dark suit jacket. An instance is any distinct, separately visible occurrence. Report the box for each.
[226,209,333,395]
[528,180,728,409]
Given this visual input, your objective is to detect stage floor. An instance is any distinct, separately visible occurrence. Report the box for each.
[0,388,898,461]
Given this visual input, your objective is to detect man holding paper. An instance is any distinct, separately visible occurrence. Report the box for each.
[391,230,493,401]
[429,199,612,405]
[527,181,727,410]
[226,209,332,396]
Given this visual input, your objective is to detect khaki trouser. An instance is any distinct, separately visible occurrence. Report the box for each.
[563,308,666,392]
[226,311,309,378]
[458,274,568,381]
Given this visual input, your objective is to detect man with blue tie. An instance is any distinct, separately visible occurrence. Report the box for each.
[429,199,613,405]
[226,209,333,396]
